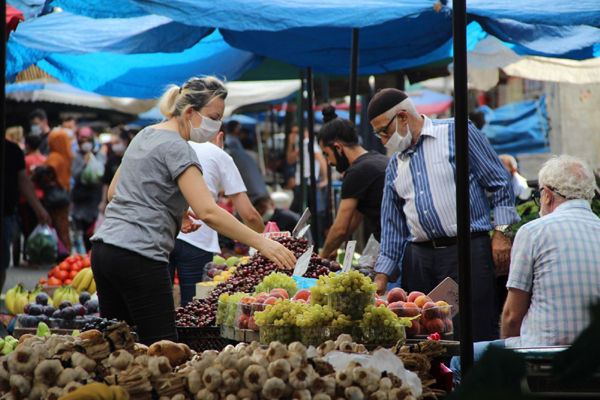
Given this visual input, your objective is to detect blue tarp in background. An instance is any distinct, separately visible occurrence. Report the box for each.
[481,94,550,156]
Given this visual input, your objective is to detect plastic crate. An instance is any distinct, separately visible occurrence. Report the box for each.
[176,326,228,352]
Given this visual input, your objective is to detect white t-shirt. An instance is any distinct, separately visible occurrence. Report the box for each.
[176,142,246,253]
[295,138,322,182]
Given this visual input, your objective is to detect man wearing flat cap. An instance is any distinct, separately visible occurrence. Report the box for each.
[368,89,519,341]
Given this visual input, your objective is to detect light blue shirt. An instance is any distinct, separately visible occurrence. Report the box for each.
[375,117,519,280]
[506,200,600,348]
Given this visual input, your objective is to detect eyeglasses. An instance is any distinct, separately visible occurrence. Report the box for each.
[532,185,570,207]
[374,111,406,139]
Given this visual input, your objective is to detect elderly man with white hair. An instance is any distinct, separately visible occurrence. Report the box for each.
[450,155,600,384]
[368,89,519,341]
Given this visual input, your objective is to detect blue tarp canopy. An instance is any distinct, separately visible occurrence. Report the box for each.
[481,95,550,156]
[7,30,262,99]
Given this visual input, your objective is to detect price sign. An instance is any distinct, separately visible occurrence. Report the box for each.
[293,246,314,276]
[341,240,357,273]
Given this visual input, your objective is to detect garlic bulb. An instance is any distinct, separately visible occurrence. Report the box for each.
[286,352,304,370]
[322,377,337,397]
[243,365,268,392]
[379,377,392,393]
[64,381,83,393]
[236,356,253,375]
[288,342,308,359]
[268,359,291,381]
[250,351,269,369]
[203,367,223,391]
[109,350,134,372]
[388,387,413,400]
[222,369,242,392]
[262,377,286,399]
[47,386,65,400]
[345,386,365,400]
[335,370,353,388]
[8,347,39,374]
[292,389,312,400]
[57,368,78,387]
[266,342,287,362]
[313,394,332,400]
[289,367,314,390]
[237,387,258,400]
[196,388,219,400]
[317,341,336,357]
[71,352,96,373]
[217,351,239,370]
[34,359,64,385]
[309,376,325,394]
[335,334,353,347]
[149,356,173,379]
[0,356,10,380]
[9,374,31,396]
[29,382,48,400]
[368,390,388,400]
[185,369,203,394]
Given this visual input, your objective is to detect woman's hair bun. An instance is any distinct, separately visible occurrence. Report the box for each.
[322,105,338,123]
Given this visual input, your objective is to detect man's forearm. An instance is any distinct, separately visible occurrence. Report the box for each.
[319,224,348,258]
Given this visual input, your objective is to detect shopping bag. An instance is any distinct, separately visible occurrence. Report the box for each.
[81,153,105,185]
[26,224,57,266]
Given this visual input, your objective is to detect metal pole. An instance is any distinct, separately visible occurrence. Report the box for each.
[306,67,319,248]
[322,75,334,228]
[298,71,306,211]
[349,28,360,125]
[453,0,474,375]
[0,4,7,279]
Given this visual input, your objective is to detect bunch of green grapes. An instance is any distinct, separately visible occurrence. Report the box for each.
[216,293,231,324]
[223,292,248,327]
[310,272,376,319]
[295,304,353,327]
[254,299,308,327]
[356,304,406,344]
[254,272,298,298]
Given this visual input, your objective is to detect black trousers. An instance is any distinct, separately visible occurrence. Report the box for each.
[91,241,177,345]
[404,235,497,342]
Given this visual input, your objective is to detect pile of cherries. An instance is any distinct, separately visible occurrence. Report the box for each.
[175,237,340,327]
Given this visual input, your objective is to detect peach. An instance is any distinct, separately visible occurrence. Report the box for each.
[414,295,432,309]
[405,320,421,337]
[436,301,451,318]
[443,318,453,333]
[264,296,279,306]
[292,289,311,302]
[403,302,420,317]
[270,288,289,299]
[236,314,249,329]
[387,288,407,304]
[268,292,286,301]
[422,302,440,320]
[387,301,404,317]
[407,291,425,303]
[248,316,259,331]
[255,292,269,303]
[375,299,388,307]
[426,318,444,334]
[239,296,257,315]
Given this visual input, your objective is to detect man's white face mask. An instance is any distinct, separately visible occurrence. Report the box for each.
[385,117,412,153]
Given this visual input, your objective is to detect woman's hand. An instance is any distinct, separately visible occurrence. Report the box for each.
[181,210,202,234]
[257,237,297,270]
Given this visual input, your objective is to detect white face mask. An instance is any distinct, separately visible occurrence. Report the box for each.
[80,142,93,153]
[262,208,275,222]
[189,111,221,143]
[30,125,42,136]
[384,118,412,153]
[63,128,74,139]
[112,142,126,154]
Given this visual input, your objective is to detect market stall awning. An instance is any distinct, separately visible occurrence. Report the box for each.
[6,5,24,38]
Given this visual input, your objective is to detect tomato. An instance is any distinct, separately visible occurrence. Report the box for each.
[75,254,83,261]
[64,279,73,285]
[69,270,78,279]
[71,263,83,272]
[59,261,71,271]
[48,277,62,286]
[82,258,91,268]
[38,278,48,285]
[66,256,77,264]
[56,270,69,282]
[48,266,60,278]
[47,269,55,278]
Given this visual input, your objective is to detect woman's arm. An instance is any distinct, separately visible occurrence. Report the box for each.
[107,165,121,202]
[177,166,295,269]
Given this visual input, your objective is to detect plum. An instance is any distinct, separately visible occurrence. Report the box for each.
[42,305,57,318]
[84,300,99,314]
[62,307,76,320]
[207,269,219,279]
[217,263,228,271]
[205,262,217,270]
[25,315,38,328]
[59,300,72,310]
[24,302,35,314]
[73,304,86,317]
[79,292,91,305]
[52,309,62,318]
[28,304,43,316]
[35,292,49,306]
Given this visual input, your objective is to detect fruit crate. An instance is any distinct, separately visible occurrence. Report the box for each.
[325,291,375,320]
[352,325,406,346]
[300,326,351,347]
[259,325,299,345]
[176,326,228,352]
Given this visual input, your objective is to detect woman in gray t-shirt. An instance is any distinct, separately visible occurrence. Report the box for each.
[90,77,295,345]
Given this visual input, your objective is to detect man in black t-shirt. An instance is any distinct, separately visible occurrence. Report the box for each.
[2,140,51,291]
[316,106,389,260]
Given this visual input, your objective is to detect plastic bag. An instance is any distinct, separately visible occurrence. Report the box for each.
[263,221,280,233]
[81,153,105,185]
[355,234,381,277]
[26,224,58,266]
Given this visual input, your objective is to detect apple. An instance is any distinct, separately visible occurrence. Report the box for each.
[213,255,226,265]
[387,288,407,304]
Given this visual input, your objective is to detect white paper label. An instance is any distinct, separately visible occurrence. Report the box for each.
[293,246,314,276]
[427,277,459,318]
[292,208,311,237]
[341,240,357,273]
[297,224,311,238]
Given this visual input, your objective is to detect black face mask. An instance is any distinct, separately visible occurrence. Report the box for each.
[331,145,350,173]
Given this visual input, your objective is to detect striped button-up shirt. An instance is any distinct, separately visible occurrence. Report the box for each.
[506,200,600,348]
[375,116,519,279]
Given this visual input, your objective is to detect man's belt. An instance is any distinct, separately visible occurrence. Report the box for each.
[412,231,489,249]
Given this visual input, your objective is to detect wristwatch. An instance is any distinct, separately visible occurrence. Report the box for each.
[494,224,513,237]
